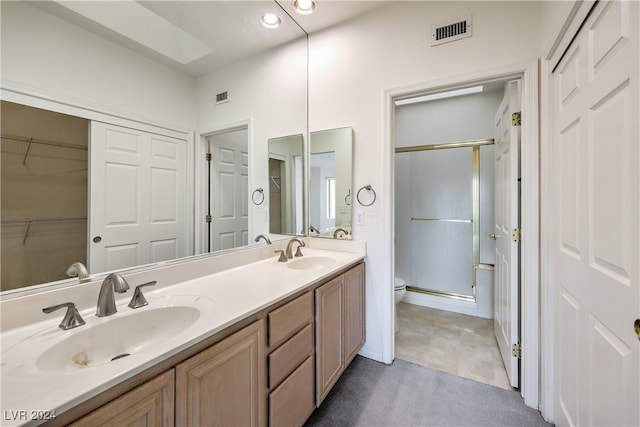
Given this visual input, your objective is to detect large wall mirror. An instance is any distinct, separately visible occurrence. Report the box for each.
[309,127,353,239]
[0,1,307,293]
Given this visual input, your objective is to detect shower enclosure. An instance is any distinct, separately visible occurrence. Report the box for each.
[395,140,494,301]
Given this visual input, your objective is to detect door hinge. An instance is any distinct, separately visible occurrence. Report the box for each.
[512,343,522,359]
[206,153,212,162]
[205,215,212,223]
[512,228,522,242]
[512,111,521,126]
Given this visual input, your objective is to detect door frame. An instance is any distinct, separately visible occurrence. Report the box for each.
[384,59,540,409]
[195,120,252,255]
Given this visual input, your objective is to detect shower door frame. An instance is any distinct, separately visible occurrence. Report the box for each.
[396,138,495,302]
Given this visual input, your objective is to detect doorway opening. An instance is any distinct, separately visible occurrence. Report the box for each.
[392,79,521,391]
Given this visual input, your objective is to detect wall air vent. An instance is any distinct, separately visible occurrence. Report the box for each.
[431,15,472,46]
[215,91,229,105]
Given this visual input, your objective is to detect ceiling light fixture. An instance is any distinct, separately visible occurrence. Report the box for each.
[261,13,281,29]
[294,0,317,15]
[395,85,484,106]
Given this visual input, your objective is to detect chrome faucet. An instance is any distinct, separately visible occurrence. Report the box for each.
[254,234,272,244]
[128,281,157,309]
[333,227,349,239]
[43,302,86,330]
[285,238,305,259]
[66,262,89,282]
[96,273,130,317]
[309,225,320,235]
[274,250,288,262]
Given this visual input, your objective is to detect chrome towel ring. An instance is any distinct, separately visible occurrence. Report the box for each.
[252,188,265,205]
[356,185,376,207]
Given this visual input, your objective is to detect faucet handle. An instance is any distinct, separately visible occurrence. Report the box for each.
[274,250,288,262]
[128,281,157,309]
[43,302,86,330]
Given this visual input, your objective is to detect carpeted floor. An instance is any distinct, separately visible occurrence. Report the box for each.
[305,356,553,427]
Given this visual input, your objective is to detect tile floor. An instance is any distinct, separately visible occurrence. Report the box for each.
[395,302,514,391]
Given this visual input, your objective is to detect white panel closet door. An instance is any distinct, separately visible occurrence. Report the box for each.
[553,1,639,425]
[493,80,521,389]
[89,122,188,273]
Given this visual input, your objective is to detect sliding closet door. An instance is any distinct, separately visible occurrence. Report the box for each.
[89,121,188,273]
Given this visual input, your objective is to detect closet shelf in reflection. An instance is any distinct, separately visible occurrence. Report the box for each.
[1,133,87,166]
[1,217,87,244]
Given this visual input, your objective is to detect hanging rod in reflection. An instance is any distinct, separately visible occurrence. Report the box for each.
[2,133,88,166]
[1,217,87,245]
[411,217,472,223]
[1,217,88,226]
[1,134,88,151]
[395,138,494,153]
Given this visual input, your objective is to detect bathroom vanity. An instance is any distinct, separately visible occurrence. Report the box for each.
[0,244,365,427]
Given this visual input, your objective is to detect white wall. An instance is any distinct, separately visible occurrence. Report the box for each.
[0,1,196,130]
[309,1,542,362]
[395,89,504,147]
[195,37,307,243]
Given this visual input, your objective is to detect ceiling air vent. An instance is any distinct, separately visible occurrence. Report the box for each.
[215,91,229,105]
[431,15,472,46]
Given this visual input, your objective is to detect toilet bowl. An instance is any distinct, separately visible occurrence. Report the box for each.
[394,277,406,333]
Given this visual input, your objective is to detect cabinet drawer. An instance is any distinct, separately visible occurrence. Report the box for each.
[268,291,313,348]
[269,323,313,388]
[269,356,315,427]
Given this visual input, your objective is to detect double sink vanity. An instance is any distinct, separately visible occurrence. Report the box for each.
[0,240,366,426]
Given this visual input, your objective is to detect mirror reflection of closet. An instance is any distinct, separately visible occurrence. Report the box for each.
[1,101,89,291]
[267,134,304,236]
[309,127,353,239]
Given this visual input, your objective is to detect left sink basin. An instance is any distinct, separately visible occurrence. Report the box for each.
[2,295,215,374]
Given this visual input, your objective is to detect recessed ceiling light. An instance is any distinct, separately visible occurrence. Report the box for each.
[261,13,281,29]
[294,0,317,15]
[394,85,484,106]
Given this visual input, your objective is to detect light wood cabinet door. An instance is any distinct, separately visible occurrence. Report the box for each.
[69,370,174,427]
[344,263,365,365]
[175,320,265,427]
[269,355,315,427]
[315,275,344,405]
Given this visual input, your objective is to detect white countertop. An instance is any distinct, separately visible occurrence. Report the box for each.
[0,247,365,426]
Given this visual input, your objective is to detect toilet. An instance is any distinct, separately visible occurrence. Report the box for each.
[394,277,407,333]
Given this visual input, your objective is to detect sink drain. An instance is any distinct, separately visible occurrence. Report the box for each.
[111,353,131,361]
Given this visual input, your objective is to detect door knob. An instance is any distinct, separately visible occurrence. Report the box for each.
[634,319,640,341]
[490,233,499,240]
[93,236,102,243]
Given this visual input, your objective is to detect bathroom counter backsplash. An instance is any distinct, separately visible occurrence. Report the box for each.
[0,240,365,426]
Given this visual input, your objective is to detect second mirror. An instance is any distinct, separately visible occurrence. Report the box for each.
[268,134,304,236]
[309,127,353,239]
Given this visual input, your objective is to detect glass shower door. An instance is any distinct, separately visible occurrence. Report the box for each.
[408,147,474,298]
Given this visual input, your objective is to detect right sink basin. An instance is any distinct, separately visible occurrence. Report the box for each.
[286,256,336,270]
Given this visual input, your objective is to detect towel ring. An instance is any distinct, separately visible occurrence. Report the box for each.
[356,185,376,207]
[251,188,265,205]
[344,189,351,206]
